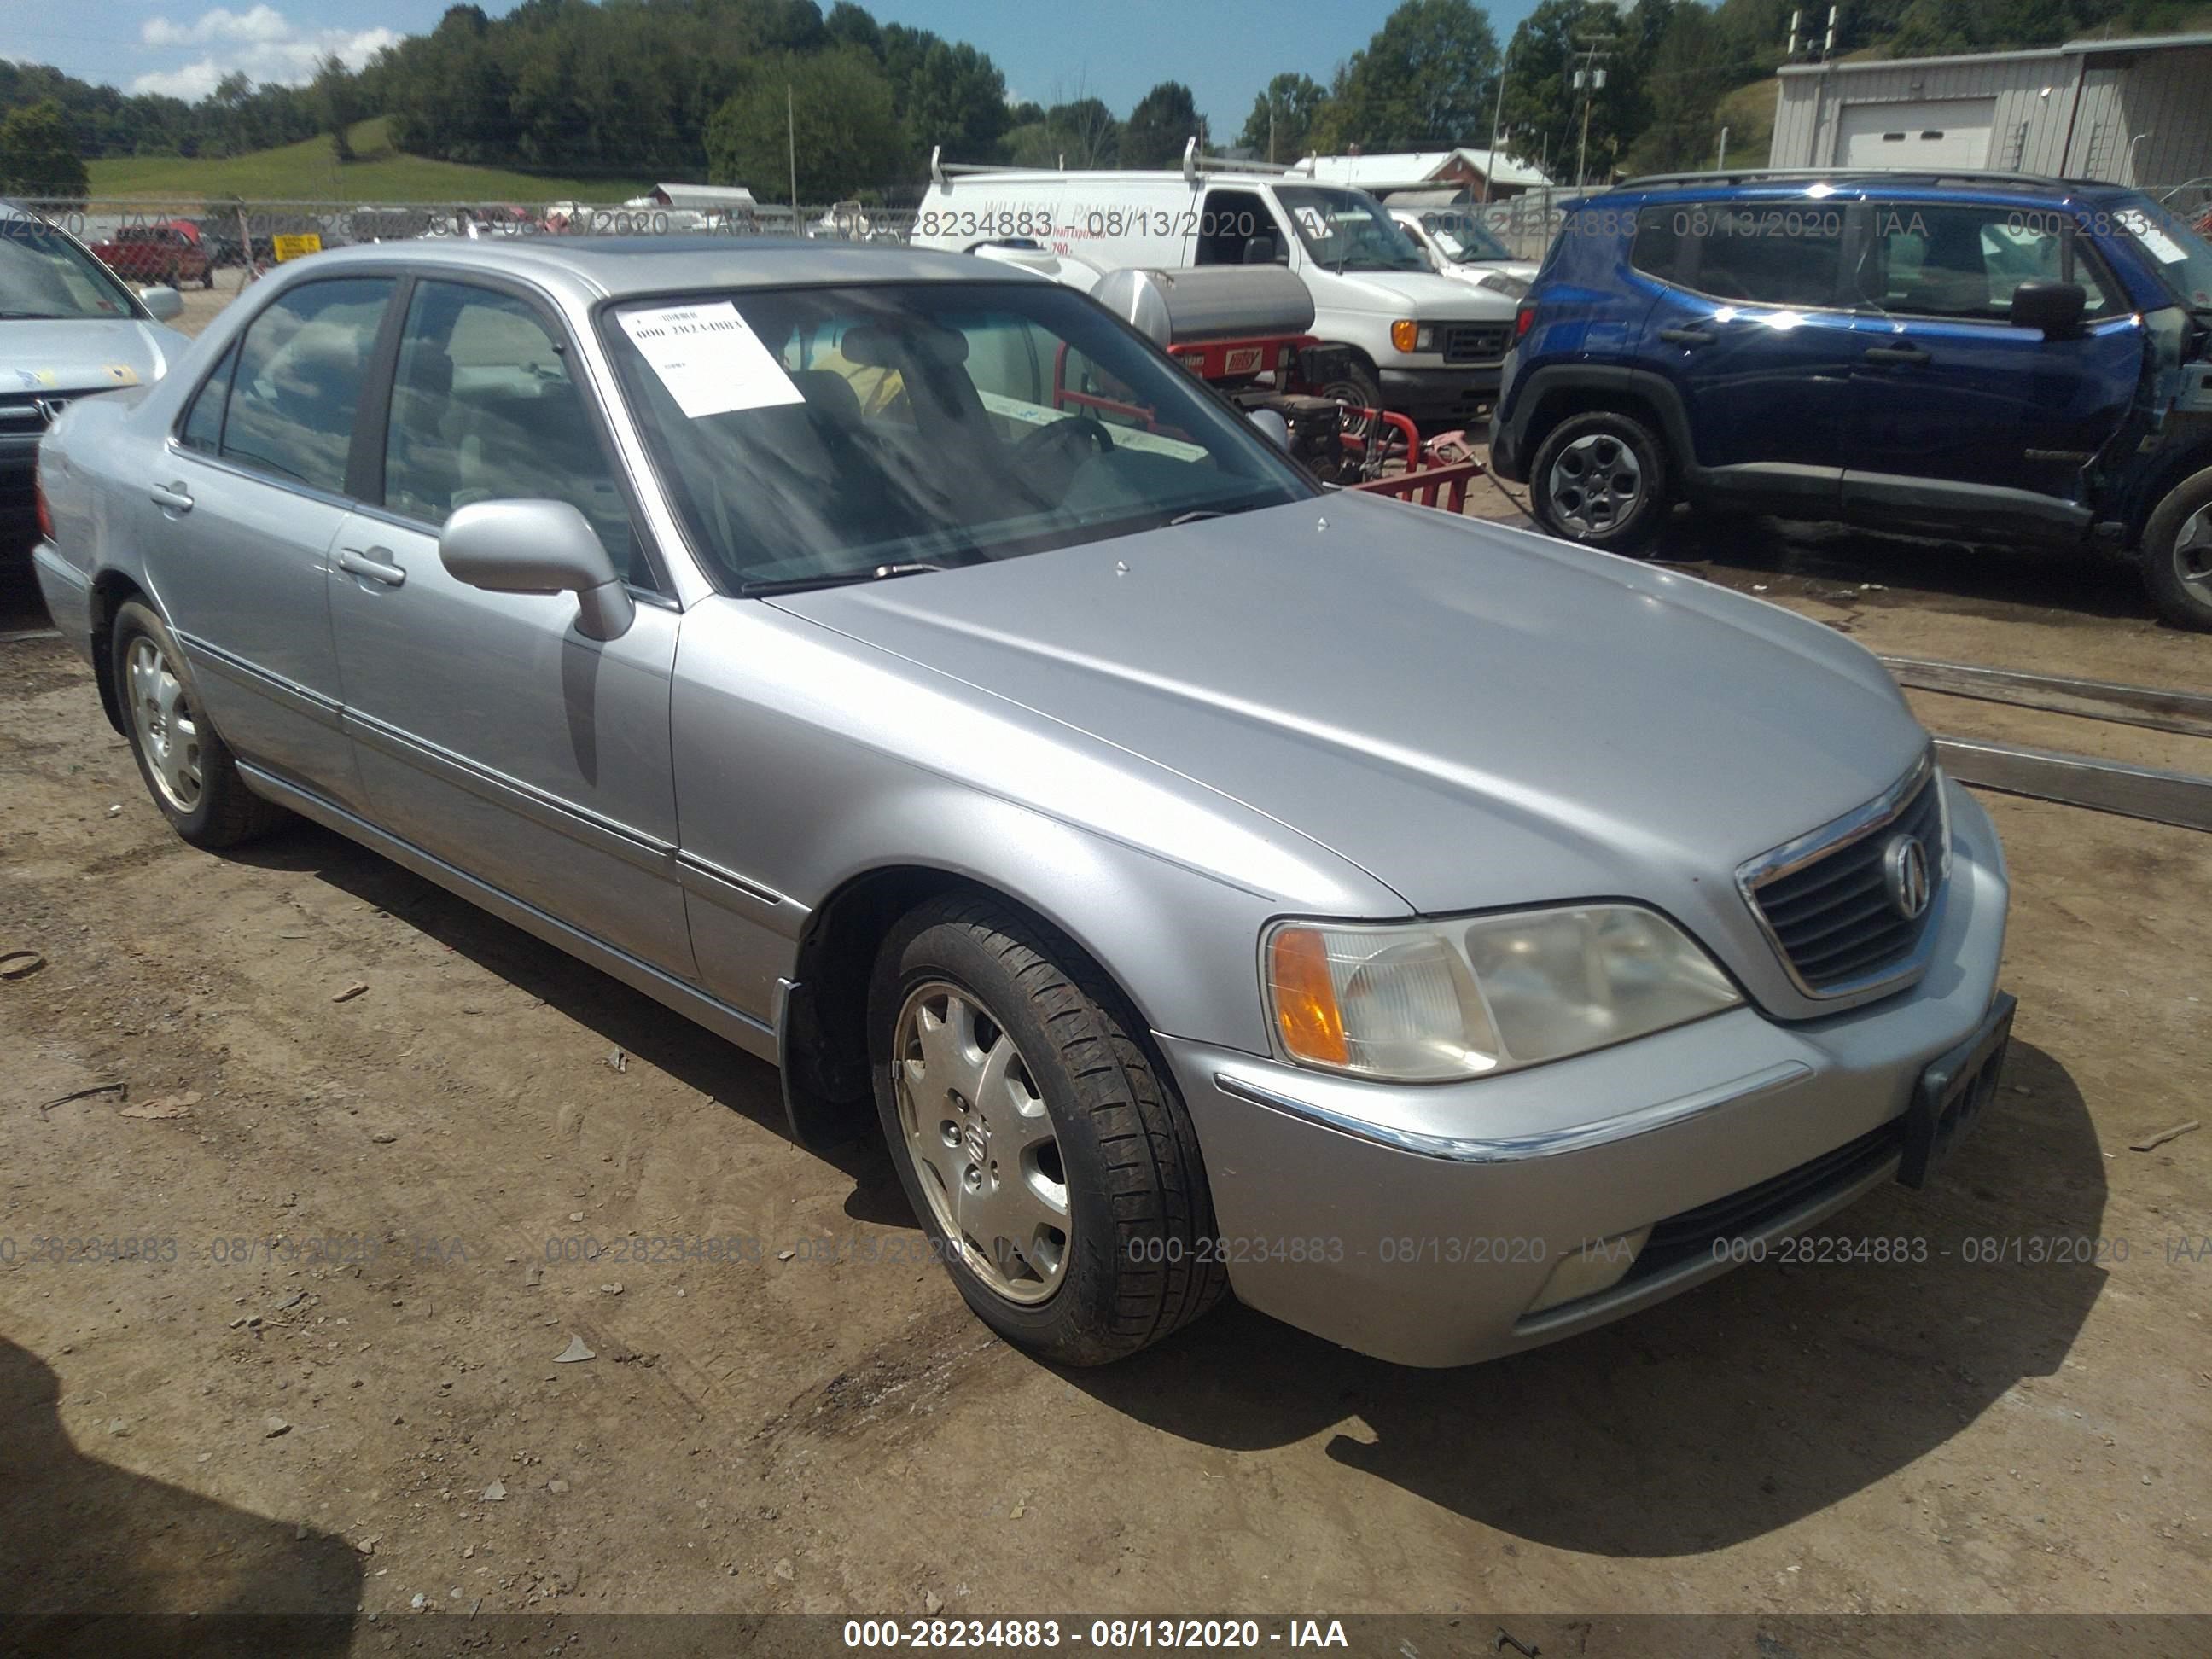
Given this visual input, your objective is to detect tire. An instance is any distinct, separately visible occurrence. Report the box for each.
[2139,464,2212,632]
[1529,408,1670,554]
[868,894,1228,1365]
[201,265,216,290]
[1318,358,1386,447]
[112,599,289,848]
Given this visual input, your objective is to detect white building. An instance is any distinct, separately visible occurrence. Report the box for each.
[1768,31,2212,183]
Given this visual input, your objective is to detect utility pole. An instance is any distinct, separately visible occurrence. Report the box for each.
[1570,39,1614,191]
[1484,57,1508,202]
[787,84,799,225]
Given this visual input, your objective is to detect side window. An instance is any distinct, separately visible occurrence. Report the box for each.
[178,341,237,453]
[221,277,393,494]
[1857,205,2113,321]
[1629,207,1685,283]
[381,280,638,575]
[1196,189,1280,267]
[1693,207,1846,306]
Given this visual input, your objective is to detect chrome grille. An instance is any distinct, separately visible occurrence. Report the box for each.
[1740,760,1947,997]
[1441,323,1511,364]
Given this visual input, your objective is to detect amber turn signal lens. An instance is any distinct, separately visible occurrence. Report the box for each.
[1268,927,1348,1066]
[1389,318,1419,353]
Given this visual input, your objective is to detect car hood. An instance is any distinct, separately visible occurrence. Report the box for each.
[771,495,1927,917]
[1313,265,1518,319]
[3,317,189,396]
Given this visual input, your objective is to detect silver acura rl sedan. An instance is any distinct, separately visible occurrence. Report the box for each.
[32,238,2013,1367]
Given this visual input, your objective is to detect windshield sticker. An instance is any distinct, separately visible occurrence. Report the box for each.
[618,301,801,418]
[2119,211,2189,265]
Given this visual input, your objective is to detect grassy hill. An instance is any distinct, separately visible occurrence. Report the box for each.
[85,117,652,204]
[1714,76,1779,170]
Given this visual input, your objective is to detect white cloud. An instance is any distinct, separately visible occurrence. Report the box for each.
[142,6,293,48]
[130,10,398,100]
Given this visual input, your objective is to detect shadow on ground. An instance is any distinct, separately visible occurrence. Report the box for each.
[1062,1039,2107,1557]
[222,823,910,1226]
[1653,509,2153,626]
[0,1340,360,1650]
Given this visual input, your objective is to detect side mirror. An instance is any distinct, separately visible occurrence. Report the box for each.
[1247,408,1292,451]
[139,285,183,322]
[440,499,634,641]
[2011,279,2086,337]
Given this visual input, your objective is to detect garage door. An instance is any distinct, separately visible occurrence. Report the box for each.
[1836,98,1996,169]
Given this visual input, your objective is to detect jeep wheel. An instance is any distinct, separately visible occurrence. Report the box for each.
[869,895,1227,1365]
[2141,465,2212,632]
[1530,409,1669,553]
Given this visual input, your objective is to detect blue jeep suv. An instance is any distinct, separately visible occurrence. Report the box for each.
[1489,170,2212,630]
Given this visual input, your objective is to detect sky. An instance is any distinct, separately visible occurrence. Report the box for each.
[9,0,1545,133]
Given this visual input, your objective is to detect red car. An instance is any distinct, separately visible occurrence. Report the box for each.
[88,221,214,290]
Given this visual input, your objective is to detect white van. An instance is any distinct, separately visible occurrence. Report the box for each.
[911,144,1517,426]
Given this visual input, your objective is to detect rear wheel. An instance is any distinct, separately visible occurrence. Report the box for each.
[2140,466,2212,632]
[869,895,1227,1365]
[112,599,289,848]
[1529,409,1669,553]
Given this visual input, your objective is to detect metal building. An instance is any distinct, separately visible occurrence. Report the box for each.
[1769,32,2212,187]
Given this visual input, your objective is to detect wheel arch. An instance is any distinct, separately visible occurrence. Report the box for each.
[87,569,149,735]
[777,863,1185,1154]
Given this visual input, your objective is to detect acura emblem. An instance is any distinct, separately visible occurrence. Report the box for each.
[1883,835,1932,921]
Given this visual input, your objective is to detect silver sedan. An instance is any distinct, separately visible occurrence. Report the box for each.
[32,238,2012,1366]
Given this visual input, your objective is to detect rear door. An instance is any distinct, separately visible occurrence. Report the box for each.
[152,273,396,804]
[326,274,694,975]
[1841,199,2144,535]
[1628,198,1857,511]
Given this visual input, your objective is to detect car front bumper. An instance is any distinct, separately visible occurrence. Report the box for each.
[1377,364,1499,428]
[1155,776,2010,1368]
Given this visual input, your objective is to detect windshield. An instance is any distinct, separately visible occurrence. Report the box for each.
[2116,196,2212,311]
[1416,211,1515,265]
[0,214,145,322]
[601,281,1314,592]
[1275,186,1429,273]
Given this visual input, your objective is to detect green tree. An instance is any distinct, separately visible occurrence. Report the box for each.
[0,99,87,199]
[1620,4,1732,173]
[1238,73,1329,162]
[1313,0,1499,152]
[313,54,361,162]
[1122,81,1203,168]
[706,47,905,203]
[1044,96,1119,167]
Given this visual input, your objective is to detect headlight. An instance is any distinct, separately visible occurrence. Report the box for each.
[1263,905,1740,1082]
[1389,319,1437,353]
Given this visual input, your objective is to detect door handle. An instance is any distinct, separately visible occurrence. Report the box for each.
[1656,327,1716,346]
[148,480,193,512]
[337,547,406,588]
[1862,343,1932,365]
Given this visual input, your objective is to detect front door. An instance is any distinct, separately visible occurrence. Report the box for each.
[1842,200,2144,533]
[152,274,396,804]
[326,275,695,977]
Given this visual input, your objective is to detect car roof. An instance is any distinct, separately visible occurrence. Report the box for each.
[1590,170,2143,211]
[297,236,1007,301]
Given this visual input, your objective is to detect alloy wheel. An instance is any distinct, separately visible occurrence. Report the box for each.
[126,634,203,812]
[894,979,1069,1304]
[1547,430,1644,536]
[2176,504,2212,600]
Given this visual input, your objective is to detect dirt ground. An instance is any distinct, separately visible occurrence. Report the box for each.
[1,283,2208,1654]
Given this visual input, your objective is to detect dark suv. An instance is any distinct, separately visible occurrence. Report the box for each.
[1489,171,2212,630]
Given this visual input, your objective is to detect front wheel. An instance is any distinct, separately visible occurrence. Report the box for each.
[112,599,289,847]
[870,895,1227,1365]
[2140,465,2212,632]
[1529,409,1670,553]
